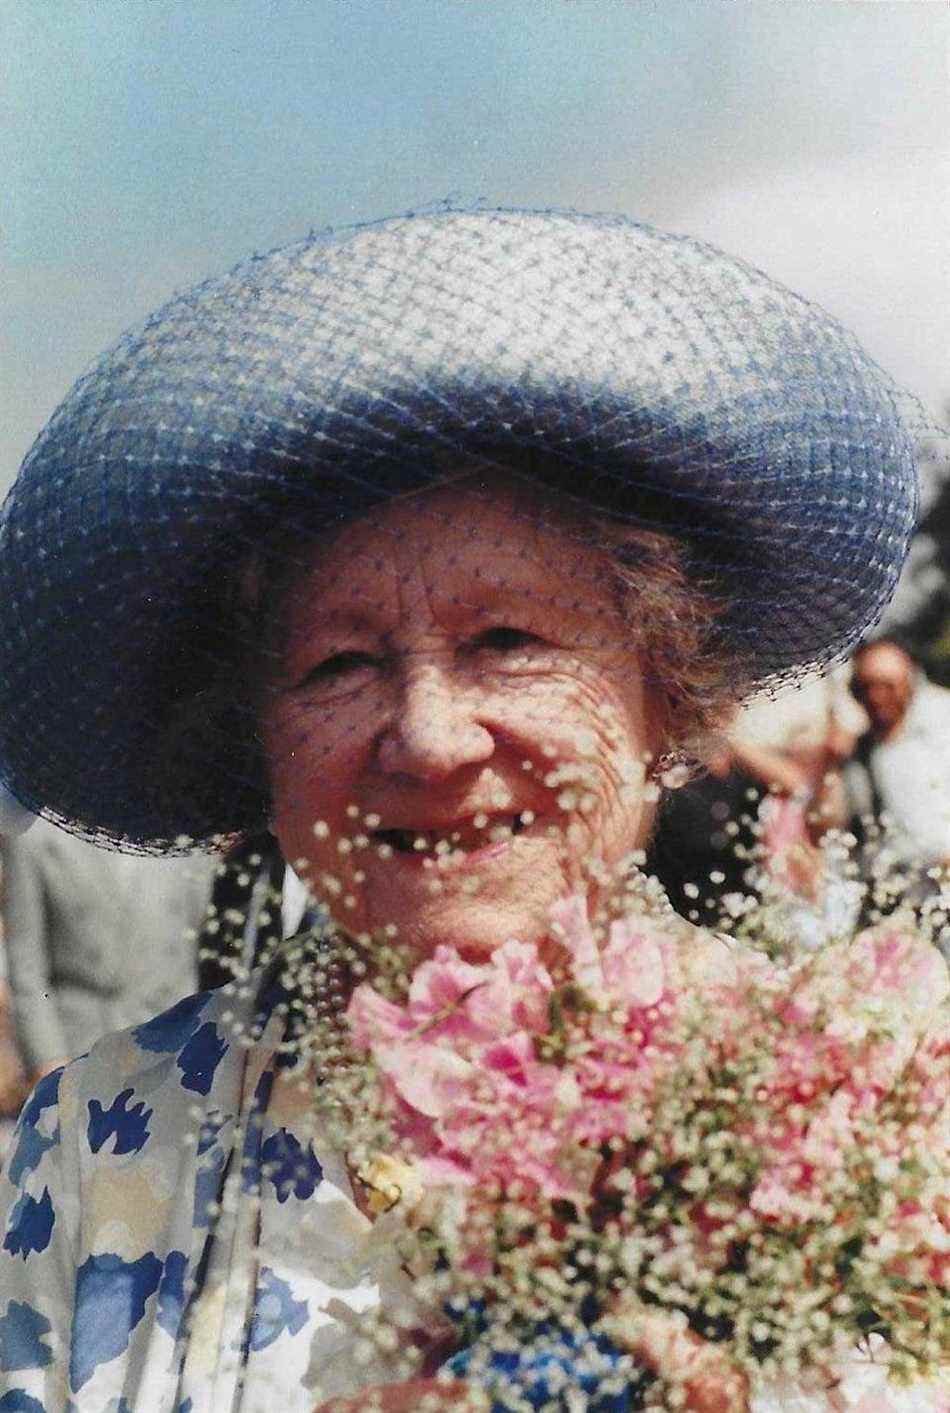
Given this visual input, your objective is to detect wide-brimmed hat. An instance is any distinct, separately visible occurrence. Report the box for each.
[0,208,920,851]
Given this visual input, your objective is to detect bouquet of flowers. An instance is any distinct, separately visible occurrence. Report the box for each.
[306,897,949,1411]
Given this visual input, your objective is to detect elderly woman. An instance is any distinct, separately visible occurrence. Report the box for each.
[0,210,917,1410]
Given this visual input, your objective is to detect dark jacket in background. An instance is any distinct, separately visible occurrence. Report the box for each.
[647,770,761,922]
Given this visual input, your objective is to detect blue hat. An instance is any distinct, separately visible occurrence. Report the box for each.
[0,208,920,850]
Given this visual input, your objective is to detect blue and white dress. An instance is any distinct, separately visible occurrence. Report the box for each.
[3,960,946,1412]
[0,968,433,1411]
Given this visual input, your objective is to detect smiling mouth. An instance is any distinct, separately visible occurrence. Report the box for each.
[372,813,531,856]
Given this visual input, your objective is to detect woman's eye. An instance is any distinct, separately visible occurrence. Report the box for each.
[296,650,377,687]
[471,626,540,652]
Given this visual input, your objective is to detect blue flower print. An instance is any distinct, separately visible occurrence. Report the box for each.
[247,1267,308,1352]
[70,1251,162,1391]
[2,1188,54,1260]
[5,1069,62,1186]
[132,993,211,1053]
[259,1128,323,1203]
[177,1022,228,1095]
[0,1392,46,1411]
[87,1089,153,1156]
[0,1300,53,1373]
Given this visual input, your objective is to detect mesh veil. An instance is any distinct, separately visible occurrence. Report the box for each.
[0,207,924,852]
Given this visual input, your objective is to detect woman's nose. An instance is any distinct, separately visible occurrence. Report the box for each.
[376,662,495,781]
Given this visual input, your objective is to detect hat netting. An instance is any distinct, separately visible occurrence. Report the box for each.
[0,207,922,851]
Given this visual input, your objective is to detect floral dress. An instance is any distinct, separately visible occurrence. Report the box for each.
[0,969,431,1411]
[2,962,946,1412]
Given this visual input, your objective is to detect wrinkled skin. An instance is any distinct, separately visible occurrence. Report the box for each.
[261,476,661,964]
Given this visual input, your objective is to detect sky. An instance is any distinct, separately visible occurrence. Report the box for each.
[3,0,948,495]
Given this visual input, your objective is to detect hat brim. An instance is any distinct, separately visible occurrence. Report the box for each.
[0,208,918,849]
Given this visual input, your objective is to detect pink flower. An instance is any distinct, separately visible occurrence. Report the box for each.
[847,927,949,1018]
[346,982,417,1050]
[374,1038,474,1118]
[479,1031,541,1085]
[350,940,554,1053]
[346,935,578,1193]
[404,945,496,1039]
[550,894,668,1008]
[551,894,605,993]
[464,940,554,1036]
[603,914,667,1009]
[418,1154,476,1187]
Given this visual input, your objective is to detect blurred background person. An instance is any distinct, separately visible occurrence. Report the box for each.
[2,816,216,1092]
[735,671,866,879]
[650,670,867,946]
[845,639,950,941]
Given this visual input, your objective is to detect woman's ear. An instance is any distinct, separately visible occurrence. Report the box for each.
[643,692,693,791]
[652,752,690,790]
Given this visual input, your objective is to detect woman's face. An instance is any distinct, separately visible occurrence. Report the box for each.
[259,479,662,960]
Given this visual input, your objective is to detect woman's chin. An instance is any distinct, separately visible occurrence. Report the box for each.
[332,842,567,960]
[364,889,557,963]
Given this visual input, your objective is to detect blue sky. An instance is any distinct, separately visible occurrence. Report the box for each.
[3,1,947,490]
